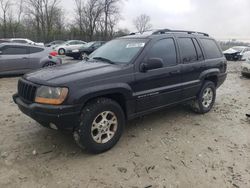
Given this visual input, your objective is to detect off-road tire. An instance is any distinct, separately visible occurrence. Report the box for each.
[191,81,216,114]
[74,98,125,154]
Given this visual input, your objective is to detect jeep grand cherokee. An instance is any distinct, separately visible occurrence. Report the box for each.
[13,29,227,153]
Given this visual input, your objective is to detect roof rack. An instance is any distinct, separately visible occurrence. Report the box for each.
[152,29,209,37]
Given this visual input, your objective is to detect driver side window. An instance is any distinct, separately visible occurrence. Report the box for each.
[146,38,177,67]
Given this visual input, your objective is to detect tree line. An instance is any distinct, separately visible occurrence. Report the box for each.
[0,0,125,42]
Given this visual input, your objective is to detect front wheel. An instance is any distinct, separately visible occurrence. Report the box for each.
[74,98,125,154]
[191,81,216,114]
[80,52,88,60]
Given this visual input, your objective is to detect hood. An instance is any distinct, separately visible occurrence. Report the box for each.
[223,48,239,54]
[24,61,122,85]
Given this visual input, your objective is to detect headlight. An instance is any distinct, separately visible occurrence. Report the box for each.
[35,86,68,105]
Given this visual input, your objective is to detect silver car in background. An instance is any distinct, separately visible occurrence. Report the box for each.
[1,38,44,46]
[54,40,86,55]
[0,43,62,76]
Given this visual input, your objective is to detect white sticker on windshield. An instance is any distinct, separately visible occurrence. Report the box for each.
[126,43,145,48]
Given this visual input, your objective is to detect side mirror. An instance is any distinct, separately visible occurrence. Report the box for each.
[140,58,164,72]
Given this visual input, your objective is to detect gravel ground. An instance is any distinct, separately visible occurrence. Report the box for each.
[0,60,249,188]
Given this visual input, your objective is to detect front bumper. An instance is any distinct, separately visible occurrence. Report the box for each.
[13,94,81,131]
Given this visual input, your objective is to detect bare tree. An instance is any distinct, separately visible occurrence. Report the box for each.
[0,0,12,37]
[74,0,85,36]
[25,0,62,42]
[102,0,121,39]
[83,0,103,40]
[133,14,152,34]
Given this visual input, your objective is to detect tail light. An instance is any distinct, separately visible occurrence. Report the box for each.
[49,51,58,57]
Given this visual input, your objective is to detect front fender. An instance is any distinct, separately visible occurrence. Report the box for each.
[72,83,133,105]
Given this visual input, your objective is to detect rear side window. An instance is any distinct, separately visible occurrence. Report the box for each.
[178,38,197,63]
[147,38,177,67]
[29,47,44,54]
[200,39,222,59]
[2,46,28,55]
[193,38,204,60]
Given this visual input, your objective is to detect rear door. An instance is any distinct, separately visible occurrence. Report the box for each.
[28,46,45,68]
[177,37,205,99]
[134,38,183,112]
[0,45,29,73]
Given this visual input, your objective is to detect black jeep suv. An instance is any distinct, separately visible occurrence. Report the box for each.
[13,29,227,153]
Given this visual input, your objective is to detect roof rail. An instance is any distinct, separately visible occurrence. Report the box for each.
[152,29,209,37]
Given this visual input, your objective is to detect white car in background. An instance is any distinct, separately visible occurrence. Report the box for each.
[241,52,250,77]
[54,40,86,55]
[8,38,44,46]
[223,46,250,61]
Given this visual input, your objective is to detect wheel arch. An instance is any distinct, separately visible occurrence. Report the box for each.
[76,84,134,118]
[199,69,220,87]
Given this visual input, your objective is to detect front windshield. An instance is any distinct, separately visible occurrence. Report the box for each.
[89,39,147,64]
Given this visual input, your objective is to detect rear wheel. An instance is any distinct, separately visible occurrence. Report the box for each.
[191,81,216,114]
[58,48,65,55]
[43,62,56,68]
[73,98,125,154]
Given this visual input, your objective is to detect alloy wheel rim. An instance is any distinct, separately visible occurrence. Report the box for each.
[81,53,88,59]
[202,87,213,108]
[59,49,64,54]
[91,111,118,144]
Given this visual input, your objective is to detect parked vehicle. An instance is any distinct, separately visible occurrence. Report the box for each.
[241,58,250,77]
[0,39,10,43]
[13,29,227,153]
[66,41,106,60]
[223,46,250,61]
[54,40,87,55]
[241,51,250,61]
[3,38,45,46]
[0,43,61,76]
[45,40,65,47]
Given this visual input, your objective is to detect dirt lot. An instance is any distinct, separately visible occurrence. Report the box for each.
[0,60,249,188]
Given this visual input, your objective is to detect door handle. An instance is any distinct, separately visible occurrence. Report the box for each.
[169,70,181,75]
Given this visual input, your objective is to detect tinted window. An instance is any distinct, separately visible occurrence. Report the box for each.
[29,47,44,54]
[147,38,177,67]
[2,46,28,55]
[200,39,222,59]
[178,38,197,63]
[193,38,204,60]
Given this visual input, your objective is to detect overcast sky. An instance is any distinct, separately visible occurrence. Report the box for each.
[61,0,250,41]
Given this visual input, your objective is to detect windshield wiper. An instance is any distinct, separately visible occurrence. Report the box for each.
[92,57,115,64]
